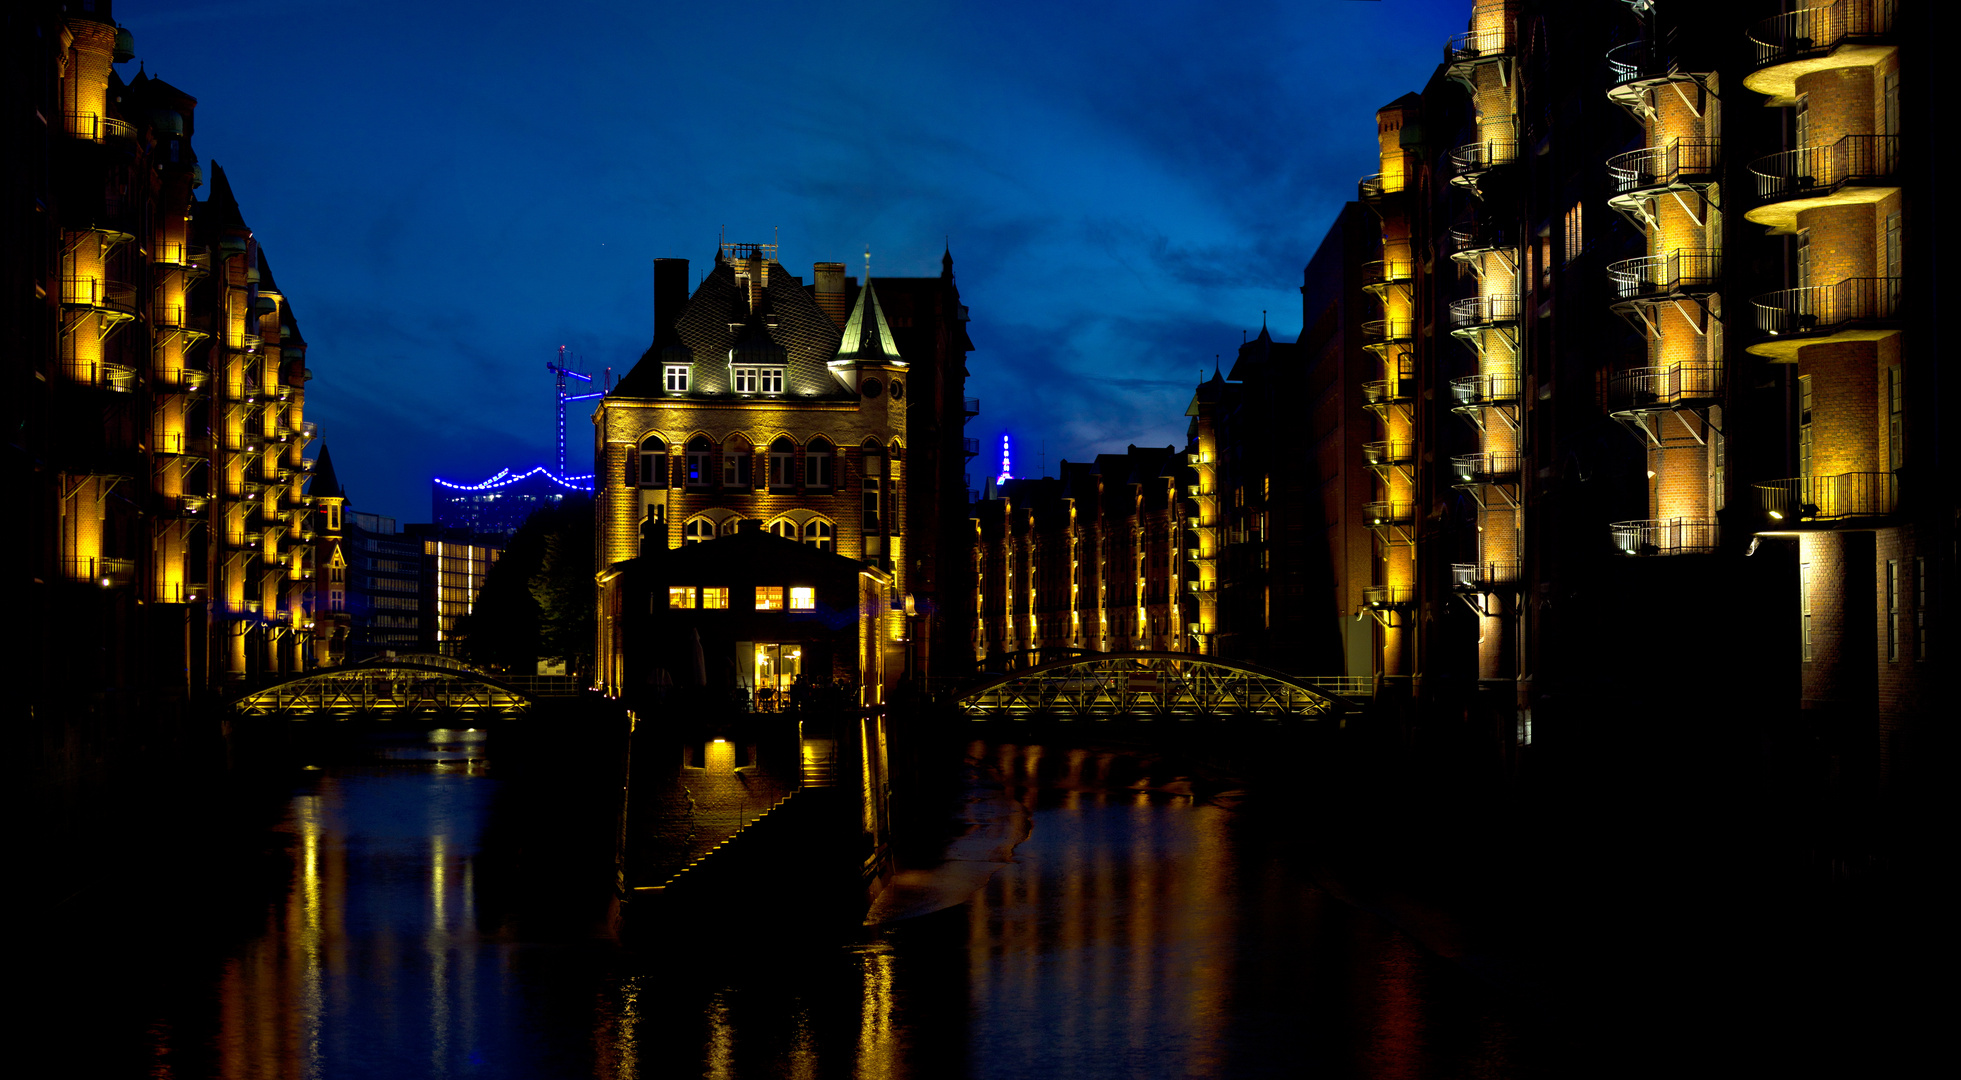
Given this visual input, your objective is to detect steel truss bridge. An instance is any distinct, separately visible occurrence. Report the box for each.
[232,655,534,720]
[956,652,1368,721]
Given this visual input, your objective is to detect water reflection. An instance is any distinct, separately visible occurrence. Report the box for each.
[120,731,1523,1078]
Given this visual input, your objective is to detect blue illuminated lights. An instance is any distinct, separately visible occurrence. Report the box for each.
[997,433,1012,485]
[432,466,594,493]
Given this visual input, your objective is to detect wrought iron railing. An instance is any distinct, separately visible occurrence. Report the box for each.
[1606,39,1667,86]
[1449,294,1521,327]
[1446,8,1516,65]
[1756,472,1897,522]
[1362,585,1413,607]
[1451,451,1523,482]
[1449,139,1520,178]
[1361,259,1415,289]
[1451,371,1523,406]
[1609,518,1720,555]
[1362,317,1418,341]
[61,277,137,313]
[65,556,137,586]
[1750,135,1898,201]
[1607,364,1724,411]
[1753,277,1900,337]
[962,436,979,457]
[1363,379,1413,405]
[1606,249,1722,299]
[1748,0,1895,71]
[1607,138,1720,194]
[1451,561,1521,588]
[1364,501,1414,526]
[963,397,980,417]
[1364,440,1414,466]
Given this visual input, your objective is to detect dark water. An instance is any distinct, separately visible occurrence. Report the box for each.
[51,729,1534,1078]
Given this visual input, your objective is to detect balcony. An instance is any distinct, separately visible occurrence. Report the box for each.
[61,276,138,318]
[1450,451,1522,485]
[1747,277,1900,359]
[1361,317,1417,343]
[1606,364,1724,414]
[1756,472,1897,526]
[1745,135,1899,232]
[1606,249,1722,302]
[1360,258,1415,296]
[1445,7,1515,73]
[1448,139,1519,189]
[64,358,138,393]
[1363,440,1414,468]
[1364,501,1414,528]
[1363,378,1414,407]
[963,436,980,458]
[64,556,137,588]
[1609,518,1720,556]
[1607,139,1720,200]
[1451,561,1520,590]
[66,113,138,146]
[963,397,980,418]
[1745,0,1897,103]
[1362,585,1413,609]
[1450,294,1520,332]
[1450,372,1522,408]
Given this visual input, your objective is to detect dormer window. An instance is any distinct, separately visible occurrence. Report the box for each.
[733,367,758,393]
[731,366,784,395]
[664,365,691,392]
[760,367,784,394]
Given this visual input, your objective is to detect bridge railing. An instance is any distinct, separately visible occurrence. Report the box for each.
[955,652,1366,720]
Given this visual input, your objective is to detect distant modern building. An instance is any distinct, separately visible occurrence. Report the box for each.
[406,525,501,657]
[432,466,591,541]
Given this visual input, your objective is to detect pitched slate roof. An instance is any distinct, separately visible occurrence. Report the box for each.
[614,256,849,400]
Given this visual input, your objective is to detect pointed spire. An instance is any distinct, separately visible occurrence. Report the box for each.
[833,249,904,366]
[309,443,345,501]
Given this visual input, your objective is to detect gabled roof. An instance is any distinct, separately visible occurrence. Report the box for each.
[614,255,848,399]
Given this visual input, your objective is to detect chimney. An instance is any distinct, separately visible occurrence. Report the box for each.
[813,262,849,329]
[653,258,689,345]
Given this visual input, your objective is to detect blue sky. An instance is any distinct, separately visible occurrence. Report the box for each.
[124,0,1469,521]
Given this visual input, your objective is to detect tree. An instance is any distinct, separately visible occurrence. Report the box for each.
[459,495,593,677]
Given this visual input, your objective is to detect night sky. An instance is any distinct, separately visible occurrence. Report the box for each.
[125,0,1468,522]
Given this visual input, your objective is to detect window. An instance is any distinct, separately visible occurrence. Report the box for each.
[806,438,833,489]
[1888,560,1900,662]
[1889,367,1903,470]
[687,437,712,486]
[767,518,798,541]
[720,517,744,537]
[790,587,815,611]
[732,367,758,393]
[684,517,715,544]
[769,438,796,488]
[863,478,881,532]
[1798,375,1814,479]
[664,365,690,392]
[669,586,695,609]
[702,587,729,609]
[1916,556,1927,661]
[759,368,784,394]
[755,586,785,611]
[721,436,753,488]
[1801,562,1813,662]
[639,436,668,488]
[804,519,833,553]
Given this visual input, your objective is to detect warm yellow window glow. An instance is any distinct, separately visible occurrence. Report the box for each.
[789,586,815,611]
[703,587,729,609]
[755,586,784,611]
[669,586,695,609]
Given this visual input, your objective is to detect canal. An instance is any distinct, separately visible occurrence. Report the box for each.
[33,724,1545,1078]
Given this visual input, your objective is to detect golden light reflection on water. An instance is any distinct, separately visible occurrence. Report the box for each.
[855,942,898,1079]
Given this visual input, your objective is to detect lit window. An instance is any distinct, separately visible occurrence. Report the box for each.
[760,367,784,394]
[756,586,785,611]
[687,437,712,486]
[702,587,729,610]
[684,517,715,544]
[804,519,833,553]
[733,367,759,393]
[805,438,833,489]
[639,436,668,488]
[668,586,695,609]
[789,586,815,611]
[769,438,796,487]
[721,437,753,488]
[664,365,690,392]
[767,518,798,541]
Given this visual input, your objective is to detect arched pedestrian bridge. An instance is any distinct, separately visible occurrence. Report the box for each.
[956,652,1370,721]
[232,654,558,720]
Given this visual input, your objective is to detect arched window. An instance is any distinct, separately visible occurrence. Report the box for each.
[686,437,712,487]
[805,437,833,490]
[769,437,796,489]
[720,516,744,537]
[683,516,715,544]
[721,434,753,488]
[803,519,834,553]
[639,435,668,488]
[766,518,798,541]
[861,439,885,531]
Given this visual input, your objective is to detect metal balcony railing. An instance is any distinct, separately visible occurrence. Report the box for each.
[1607,364,1724,411]
[65,556,137,587]
[1451,561,1521,589]
[66,113,138,144]
[963,397,980,417]
[1606,39,1667,87]
[1446,8,1515,66]
[1756,472,1897,523]
[1450,294,1520,327]
[1364,440,1414,467]
[1610,518,1720,556]
[1608,139,1720,195]
[1361,259,1415,290]
[1748,0,1895,72]
[1449,139,1520,179]
[1606,249,1722,300]
[1750,135,1898,202]
[61,277,138,314]
[1362,585,1413,608]
[1753,277,1901,337]
[1448,221,1504,253]
[1451,451,1523,483]
[1364,501,1414,527]
[1363,378,1414,405]
[1362,317,1417,341]
[1451,372,1523,407]
[963,436,980,457]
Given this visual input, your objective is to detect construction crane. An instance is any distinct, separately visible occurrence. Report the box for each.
[546,345,607,475]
